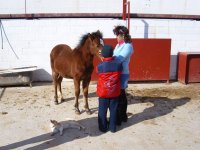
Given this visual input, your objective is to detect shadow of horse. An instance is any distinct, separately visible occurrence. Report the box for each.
[117,93,190,130]
[0,87,6,101]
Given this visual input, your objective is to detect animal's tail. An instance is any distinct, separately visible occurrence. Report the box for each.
[65,118,86,130]
[50,52,54,71]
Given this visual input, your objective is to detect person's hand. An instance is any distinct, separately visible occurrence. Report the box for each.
[99,49,101,56]
[98,50,103,61]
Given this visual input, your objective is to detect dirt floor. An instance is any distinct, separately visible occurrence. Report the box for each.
[0,81,200,150]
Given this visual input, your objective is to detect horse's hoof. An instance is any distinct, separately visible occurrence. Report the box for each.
[54,101,58,105]
[75,109,81,115]
[86,109,92,115]
[60,99,64,103]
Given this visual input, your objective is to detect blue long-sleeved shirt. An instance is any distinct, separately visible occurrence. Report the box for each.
[113,42,133,74]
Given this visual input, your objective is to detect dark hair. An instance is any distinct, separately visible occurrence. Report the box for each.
[101,45,113,58]
[113,25,131,43]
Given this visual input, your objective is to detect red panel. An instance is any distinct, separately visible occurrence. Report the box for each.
[130,39,171,81]
[178,52,188,84]
[188,56,200,82]
[178,52,200,84]
[91,38,171,81]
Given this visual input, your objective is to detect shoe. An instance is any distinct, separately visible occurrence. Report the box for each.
[116,121,121,126]
[110,129,116,133]
[99,128,107,133]
[122,117,127,122]
[122,115,128,122]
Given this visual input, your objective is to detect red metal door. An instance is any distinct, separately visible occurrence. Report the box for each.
[177,52,188,84]
[92,38,171,82]
[188,56,200,82]
[178,52,200,84]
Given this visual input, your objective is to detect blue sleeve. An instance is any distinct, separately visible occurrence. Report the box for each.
[97,64,102,74]
[119,63,123,72]
[116,44,133,63]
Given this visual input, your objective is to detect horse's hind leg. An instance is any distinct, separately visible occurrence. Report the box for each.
[82,78,91,115]
[73,79,81,115]
[52,71,59,105]
[57,75,64,102]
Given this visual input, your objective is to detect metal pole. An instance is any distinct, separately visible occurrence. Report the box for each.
[0,20,3,49]
[25,0,27,14]
[122,0,127,20]
[127,1,130,32]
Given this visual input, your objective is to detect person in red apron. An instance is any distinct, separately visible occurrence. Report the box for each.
[96,45,122,133]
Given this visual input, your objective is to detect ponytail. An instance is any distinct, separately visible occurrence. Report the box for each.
[113,25,131,43]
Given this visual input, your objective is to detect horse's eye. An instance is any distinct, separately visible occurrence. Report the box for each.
[97,43,101,48]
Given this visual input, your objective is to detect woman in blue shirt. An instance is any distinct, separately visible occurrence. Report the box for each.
[113,25,134,125]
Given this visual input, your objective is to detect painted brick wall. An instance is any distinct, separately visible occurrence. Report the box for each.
[0,0,200,81]
[129,19,200,79]
[0,0,199,15]
[0,18,200,81]
[0,19,125,81]
[131,0,200,15]
[0,0,122,14]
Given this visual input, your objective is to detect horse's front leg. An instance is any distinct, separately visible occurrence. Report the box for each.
[57,75,64,103]
[82,78,91,115]
[52,72,59,105]
[74,79,81,115]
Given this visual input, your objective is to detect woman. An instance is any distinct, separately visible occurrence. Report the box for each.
[113,25,134,125]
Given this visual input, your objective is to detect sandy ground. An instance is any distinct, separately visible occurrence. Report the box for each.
[0,81,200,150]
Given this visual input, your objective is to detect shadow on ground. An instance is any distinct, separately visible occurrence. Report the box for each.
[0,116,102,150]
[0,94,190,150]
[117,94,190,130]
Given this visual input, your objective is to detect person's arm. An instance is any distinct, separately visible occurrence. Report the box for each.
[96,64,103,74]
[115,44,133,63]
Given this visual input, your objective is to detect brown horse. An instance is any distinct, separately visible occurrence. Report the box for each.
[50,30,103,115]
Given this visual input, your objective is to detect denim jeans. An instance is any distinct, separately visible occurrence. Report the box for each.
[98,97,119,132]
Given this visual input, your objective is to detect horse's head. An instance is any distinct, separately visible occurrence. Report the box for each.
[88,30,104,61]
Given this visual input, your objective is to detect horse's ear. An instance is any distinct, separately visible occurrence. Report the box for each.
[96,30,103,38]
[88,33,93,41]
[88,33,92,38]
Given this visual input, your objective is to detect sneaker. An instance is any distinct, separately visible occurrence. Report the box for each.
[99,128,107,133]
[122,117,127,122]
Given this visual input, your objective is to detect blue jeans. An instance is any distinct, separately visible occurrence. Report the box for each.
[117,74,129,125]
[120,74,129,89]
[98,97,119,132]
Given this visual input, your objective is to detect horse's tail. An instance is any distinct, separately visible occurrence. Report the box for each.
[50,49,56,71]
[50,53,53,70]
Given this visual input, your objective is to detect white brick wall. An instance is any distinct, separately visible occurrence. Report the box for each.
[0,0,200,81]
[0,18,125,81]
[129,19,200,79]
[0,18,200,81]
[131,0,200,15]
[0,0,122,14]
[0,0,200,15]
[0,0,25,14]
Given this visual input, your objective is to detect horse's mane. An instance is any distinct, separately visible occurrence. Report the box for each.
[75,30,103,50]
[76,33,89,49]
[91,30,103,39]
